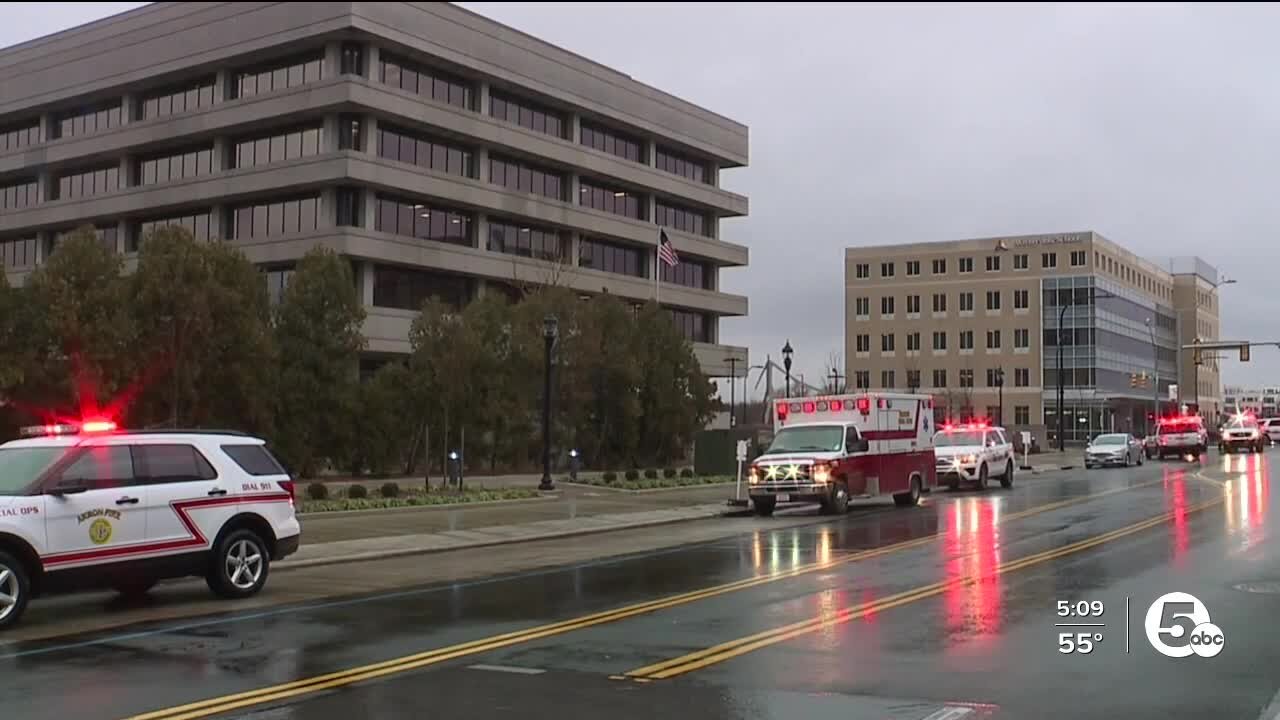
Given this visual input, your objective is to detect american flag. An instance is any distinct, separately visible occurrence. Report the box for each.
[658,229,679,267]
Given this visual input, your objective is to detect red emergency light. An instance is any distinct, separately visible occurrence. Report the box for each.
[802,401,816,414]
[20,417,119,437]
[856,397,871,414]
[776,402,789,421]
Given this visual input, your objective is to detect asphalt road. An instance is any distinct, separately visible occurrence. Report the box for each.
[2,451,1277,720]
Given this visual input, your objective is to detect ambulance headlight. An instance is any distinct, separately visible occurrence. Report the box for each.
[812,463,832,484]
[748,466,760,485]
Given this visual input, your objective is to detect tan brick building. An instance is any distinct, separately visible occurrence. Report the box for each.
[844,231,1223,448]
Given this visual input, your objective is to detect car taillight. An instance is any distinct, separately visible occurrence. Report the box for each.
[278,480,296,505]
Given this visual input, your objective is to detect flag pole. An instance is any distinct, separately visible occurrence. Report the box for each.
[655,233,661,306]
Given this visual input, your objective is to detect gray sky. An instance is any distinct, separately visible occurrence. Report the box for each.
[7,3,1278,392]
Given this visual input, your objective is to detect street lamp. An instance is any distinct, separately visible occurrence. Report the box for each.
[539,314,559,491]
[725,356,740,428]
[1056,287,1116,452]
[782,340,794,398]
[994,366,1005,427]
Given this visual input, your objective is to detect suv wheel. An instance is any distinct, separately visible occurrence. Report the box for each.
[821,481,850,515]
[752,496,776,517]
[976,463,989,490]
[1000,460,1014,488]
[207,529,270,599]
[893,476,921,507]
[0,551,31,631]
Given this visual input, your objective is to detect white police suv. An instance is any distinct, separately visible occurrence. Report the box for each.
[0,420,300,630]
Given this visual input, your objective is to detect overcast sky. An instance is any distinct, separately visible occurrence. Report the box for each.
[7,2,1278,392]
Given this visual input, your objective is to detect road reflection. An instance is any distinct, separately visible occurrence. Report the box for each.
[1223,453,1270,550]
[942,497,1004,649]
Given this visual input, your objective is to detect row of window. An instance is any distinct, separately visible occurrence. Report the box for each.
[376,124,472,178]
[579,236,643,278]
[373,195,472,246]
[857,289,1032,315]
[234,125,325,170]
[1096,251,1172,301]
[141,146,215,185]
[134,211,213,251]
[654,201,709,237]
[230,195,321,241]
[580,121,643,163]
[373,264,472,312]
[489,155,563,200]
[233,53,323,100]
[489,91,565,139]
[487,219,564,262]
[0,122,40,153]
[660,257,710,289]
[579,179,644,219]
[0,236,37,269]
[55,165,121,201]
[851,368,1035,390]
[669,308,710,343]
[655,146,709,184]
[854,251,1084,280]
[140,77,217,121]
[856,328,1031,353]
[0,179,38,210]
[51,225,118,253]
[379,54,472,110]
[54,102,123,140]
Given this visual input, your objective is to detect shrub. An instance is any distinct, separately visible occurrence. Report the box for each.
[625,469,640,481]
[380,482,400,498]
[306,482,328,500]
[662,468,677,479]
[602,471,618,483]
[644,468,659,479]
[680,468,694,478]
[347,484,368,499]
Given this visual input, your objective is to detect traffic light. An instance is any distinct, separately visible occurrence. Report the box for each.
[1241,344,1251,362]
[1130,373,1139,388]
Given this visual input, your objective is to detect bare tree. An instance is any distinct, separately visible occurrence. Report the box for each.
[823,349,845,393]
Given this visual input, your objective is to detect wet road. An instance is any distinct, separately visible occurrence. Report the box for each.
[2,452,1277,720]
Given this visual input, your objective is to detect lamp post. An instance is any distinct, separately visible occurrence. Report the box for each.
[994,366,1005,427]
[726,356,739,427]
[539,314,558,491]
[782,340,794,398]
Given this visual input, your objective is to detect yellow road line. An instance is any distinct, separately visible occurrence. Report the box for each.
[626,494,1225,680]
[122,477,1171,720]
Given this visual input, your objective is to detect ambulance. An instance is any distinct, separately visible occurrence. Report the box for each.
[747,393,937,516]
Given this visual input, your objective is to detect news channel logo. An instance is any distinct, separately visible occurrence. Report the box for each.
[1144,592,1224,658]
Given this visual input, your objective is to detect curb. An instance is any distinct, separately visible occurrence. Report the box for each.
[276,508,727,571]
[298,494,555,520]
[561,481,736,494]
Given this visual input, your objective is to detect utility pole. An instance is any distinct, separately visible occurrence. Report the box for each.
[828,367,845,394]
[726,357,739,427]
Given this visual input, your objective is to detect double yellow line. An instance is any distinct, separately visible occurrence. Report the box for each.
[623,493,1225,680]
[124,478,1166,720]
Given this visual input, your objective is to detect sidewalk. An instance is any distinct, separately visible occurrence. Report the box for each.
[1022,450,1080,471]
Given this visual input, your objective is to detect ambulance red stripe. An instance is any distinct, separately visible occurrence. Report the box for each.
[43,492,293,568]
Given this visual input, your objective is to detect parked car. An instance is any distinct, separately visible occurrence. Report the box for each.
[1261,418,1280,446]
[1085,433,1145,468]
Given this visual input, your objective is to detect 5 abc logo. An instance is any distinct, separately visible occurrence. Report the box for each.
[1144,592,1224,658]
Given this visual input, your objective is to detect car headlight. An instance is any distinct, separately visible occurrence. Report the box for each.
[812,463,831,484]
[961,454,977,464]
[748,466,760,485]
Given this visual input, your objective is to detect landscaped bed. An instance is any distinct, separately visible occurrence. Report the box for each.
[298,484,543,514]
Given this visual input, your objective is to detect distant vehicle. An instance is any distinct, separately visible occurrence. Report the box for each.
[1220,414,1266,454]
[749,393,937,516]
[1143,434,1159,459]
[1085,433,1145,468]
[1155,415,1208,459]
[933,422,1015,490]
[1261,418,1280,445]
[0,420,299,631]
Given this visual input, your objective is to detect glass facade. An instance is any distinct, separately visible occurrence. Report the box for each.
[139,146,214,185]
[53,101,122,139]
[489,91,565,139]
[0,237,37,269]
[661,257,709,289]
[0,178,38,210]
[55,165,120,200]
[132,210,213,251]
[230,195,321,240]
[377,125,473,178]
[489,154,563,200]
[655,200,709,237]
[580,121,643,163]
[579,179,644,219]
[233,125,324,169]
[487,219,564,261]
[139,77,216,120]
[669,308,710,342]
[379,54,472,110]
[374,195,472,247]
[579,237,643,278]
[655,146,708,184]
[373,265,472,311]
[232,53,323,99]
[0,121,41,152]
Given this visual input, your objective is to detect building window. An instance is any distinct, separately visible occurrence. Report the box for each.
[959,257,974,273]
[233,125,324,170]
[338,115,364,151]
[906,294,920,313]
[488,155,562,200]
[230,194,320,241]
[881,296,895,315]
[856,263,870,279]
[987,330,1001,349]
[1014,289,1029,309]
[138,145,213,186]
[960,331,974,350]
[0,120,41,152]
[986,290,1001,310]
[932,369,947,388]
[881,370,896,389]
[655,201,709,237]
[377,124,473,178]
[959,292,974,312]
[907,370,921,389]
[906,260,920,276]
[373,265,471,311]
[487,219,564,262]
[232,53,323,99]
[579,237,643,278]
[0,237,37,269]
[378,53,472,109]
[55,164,120,200]
[580,121,643,163]
[669,309,710,342]
[1015,368,1030,387]
[1071,250,1087,266]
[661,257,710,289]
[960,369,974,388]
[881,262,895,278]
[855,297,869,315]
[490,91,565,138]
[579,179,644,219]
[932,258,946,274]
[1042,252,1057,268]
[986,369,1001,387]
[882,334,895,352]
[856,334,870,353]
[655,145,709,184]
[374,195,471,246]
[1014,253,1028,270]
[336,187,363,227]
[340,42,364,76]
[932,293,947,312]
[933,331,947,350]
[1015,406,1030,425]
[0,178,38,210]
[51,225,118,253]
[986,256,1000,271]
[855,371,870,389]
[52,100,122,139]
[133,210,213,251]
[907,332,920,351]
[1014,328,1029,349]
[263,265,295,305]
[139,77,216,121]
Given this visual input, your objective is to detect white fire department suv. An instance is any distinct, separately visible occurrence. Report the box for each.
[0,421,300,630]
[748,393,937,516]
[933,422,1016,490]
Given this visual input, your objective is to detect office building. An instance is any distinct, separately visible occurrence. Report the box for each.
[0,2,750,377]
[1223,386,1279,418]
[844,231,1223,447]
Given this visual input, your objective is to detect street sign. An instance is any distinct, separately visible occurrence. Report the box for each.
[735,440,749,462]
[1169,384,1178,401]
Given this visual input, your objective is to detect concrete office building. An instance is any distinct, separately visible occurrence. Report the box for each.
[0,2,750,377]
[844,231,1223,447]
